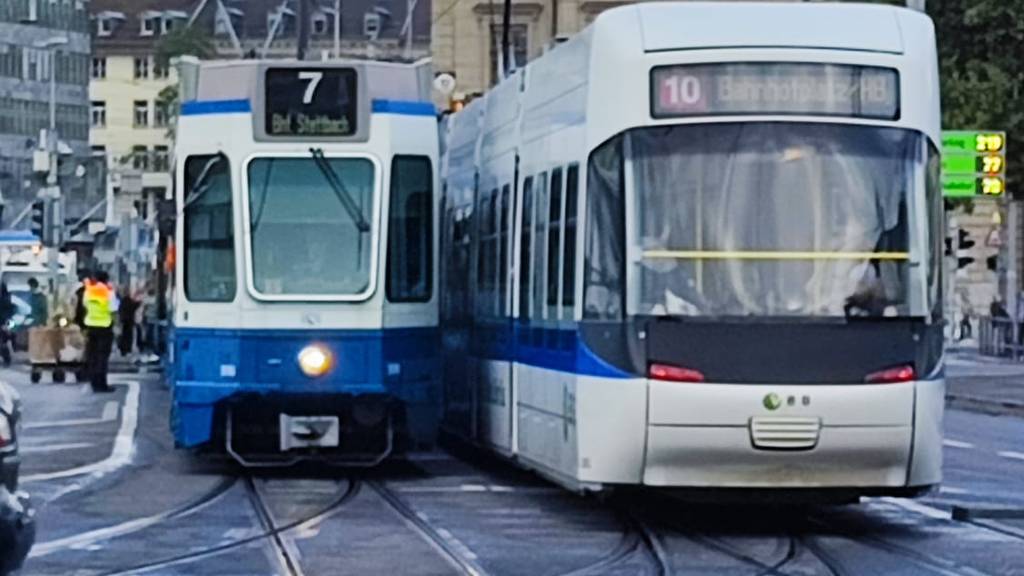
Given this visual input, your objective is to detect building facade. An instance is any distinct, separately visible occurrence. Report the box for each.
[0,0,93,226]
[431,0,799,101]
[89,0,190,221]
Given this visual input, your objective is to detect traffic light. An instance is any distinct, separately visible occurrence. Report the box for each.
[957,228,975,270]
[29,199,45,241]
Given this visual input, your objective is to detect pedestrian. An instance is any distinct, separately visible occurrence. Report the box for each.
[117,287,138,358]
[0,280,13,366]
[26,278,47,328]
[73,271,88,330]
[82,271,118,393]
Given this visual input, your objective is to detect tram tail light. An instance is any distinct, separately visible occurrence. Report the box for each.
[649,362,705,383]
[864,365,915,384]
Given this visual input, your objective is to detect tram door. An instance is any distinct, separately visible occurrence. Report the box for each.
[476,152,519,454]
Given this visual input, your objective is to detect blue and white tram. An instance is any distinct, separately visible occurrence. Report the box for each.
[171,60,440,466]
[440,2,945,497]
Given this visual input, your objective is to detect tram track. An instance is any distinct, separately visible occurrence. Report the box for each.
[369,480,492,576]
[98,475,361,576]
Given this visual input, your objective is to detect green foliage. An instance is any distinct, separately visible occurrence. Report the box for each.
[154,26,215,68]
[154,27,214,139]
[929,0,1024,192]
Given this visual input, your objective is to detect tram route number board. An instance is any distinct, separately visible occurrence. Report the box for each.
[265,67,358,137]
[942,131,1007,198]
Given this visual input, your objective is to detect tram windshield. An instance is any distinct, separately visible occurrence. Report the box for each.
[247,157,375,296]
[625,122,937,319]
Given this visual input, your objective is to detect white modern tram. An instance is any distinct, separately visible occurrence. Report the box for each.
[171,60,441,466]
[440,2,945,498]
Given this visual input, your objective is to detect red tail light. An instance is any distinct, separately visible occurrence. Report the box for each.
[649,363,705,383]
[865,365,915,384]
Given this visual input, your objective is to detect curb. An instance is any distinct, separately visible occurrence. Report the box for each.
[946,393,1024,417]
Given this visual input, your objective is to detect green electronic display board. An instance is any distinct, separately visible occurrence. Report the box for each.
[942,130,1007,198]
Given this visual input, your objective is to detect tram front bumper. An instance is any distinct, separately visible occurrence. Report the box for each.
[641,379,944,489]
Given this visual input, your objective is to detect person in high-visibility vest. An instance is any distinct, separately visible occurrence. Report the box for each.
[82,271,119,393]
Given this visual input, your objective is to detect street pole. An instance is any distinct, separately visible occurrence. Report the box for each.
[297,0,311,60]
[501,0,511,79]
[333,0,341,59]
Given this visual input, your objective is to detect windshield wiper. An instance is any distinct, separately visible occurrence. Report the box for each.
[309,148,371,233]
[182,153,226,211]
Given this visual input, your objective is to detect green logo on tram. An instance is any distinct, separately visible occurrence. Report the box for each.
[763,393,782,411]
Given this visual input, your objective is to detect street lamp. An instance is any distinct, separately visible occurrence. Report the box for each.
[32,36,68,289]
[33,36,69,136]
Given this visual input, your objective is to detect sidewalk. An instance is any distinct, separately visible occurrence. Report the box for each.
[946,350,1024,416]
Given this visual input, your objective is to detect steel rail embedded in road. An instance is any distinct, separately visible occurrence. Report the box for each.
[369,480,492,576]
[246,477,305,576]
[99,476,361,576]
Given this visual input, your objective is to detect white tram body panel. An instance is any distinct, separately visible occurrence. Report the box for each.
[441,2,945,495]
[171,60,441,464]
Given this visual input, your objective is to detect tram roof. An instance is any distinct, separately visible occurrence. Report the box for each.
[600,2,929,56]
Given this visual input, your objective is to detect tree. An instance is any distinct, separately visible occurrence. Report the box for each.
[155,26,216,139]
[929,0,1024,192]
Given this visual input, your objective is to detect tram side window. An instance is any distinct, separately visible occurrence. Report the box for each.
[926,143,942,322]
[183,154,236,302]
[532,172,549,320]
[562,164,579,315]
[499,183,511,316]
[583,137,624,320]
[547,168,564,317]
[519,177,534,319]
[387,155,434,303]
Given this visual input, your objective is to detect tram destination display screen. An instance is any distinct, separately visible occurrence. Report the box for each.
[651,63,899,120]
[264,67,357,137]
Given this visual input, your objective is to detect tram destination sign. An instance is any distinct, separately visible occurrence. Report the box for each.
[264,67,358,137]
[941,131,1006,198]
[651,63,900,120]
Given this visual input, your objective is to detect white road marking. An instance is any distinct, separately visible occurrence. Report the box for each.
[997,451,1024,461]
[29,480,233,557]
[23,401,119,429]
[939,486,969,495]
[20,442,94,455]
[943,439,976,449]
[878,497,950,520]
[22,381,140,484]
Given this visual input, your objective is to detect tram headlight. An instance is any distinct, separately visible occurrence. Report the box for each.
[298,344,333,377]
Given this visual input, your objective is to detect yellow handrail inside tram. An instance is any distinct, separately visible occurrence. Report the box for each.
[642,250,910,261]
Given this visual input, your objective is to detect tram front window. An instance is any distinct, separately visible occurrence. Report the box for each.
[247,157,375,296]
[629,122,933,318]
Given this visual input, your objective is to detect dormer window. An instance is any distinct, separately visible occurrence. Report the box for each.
[98,18,114,36]
[140,11,159,36]
[364,13,381,40]
[97,11,126,37]
[162,11,188,35]
[162,18,175,34]
[312,12,328,35]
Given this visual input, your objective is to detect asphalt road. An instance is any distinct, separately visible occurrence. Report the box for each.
[3,361,1023,576]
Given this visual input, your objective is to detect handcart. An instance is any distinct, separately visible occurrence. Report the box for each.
[28,324,85,384]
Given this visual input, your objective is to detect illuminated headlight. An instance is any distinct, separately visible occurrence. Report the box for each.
[298,345,333,377]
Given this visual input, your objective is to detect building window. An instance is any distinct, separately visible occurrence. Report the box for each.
[312,13,328,35]
[134,56,149,79]
[141,15,156,36]
[364,13,381,39]
[154,102,169,128]
[153,61,169,79]
[133,100,149,127]
[162,17,176,35]
[97,17,113,36]
[90,145,106,158]
[153,145,169,172]
[90,100,106,127]
[184,154,236,302]
[132,145,149,170]
[91,56,106,79]
[387,156,433,302]
[489,24,528,85]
